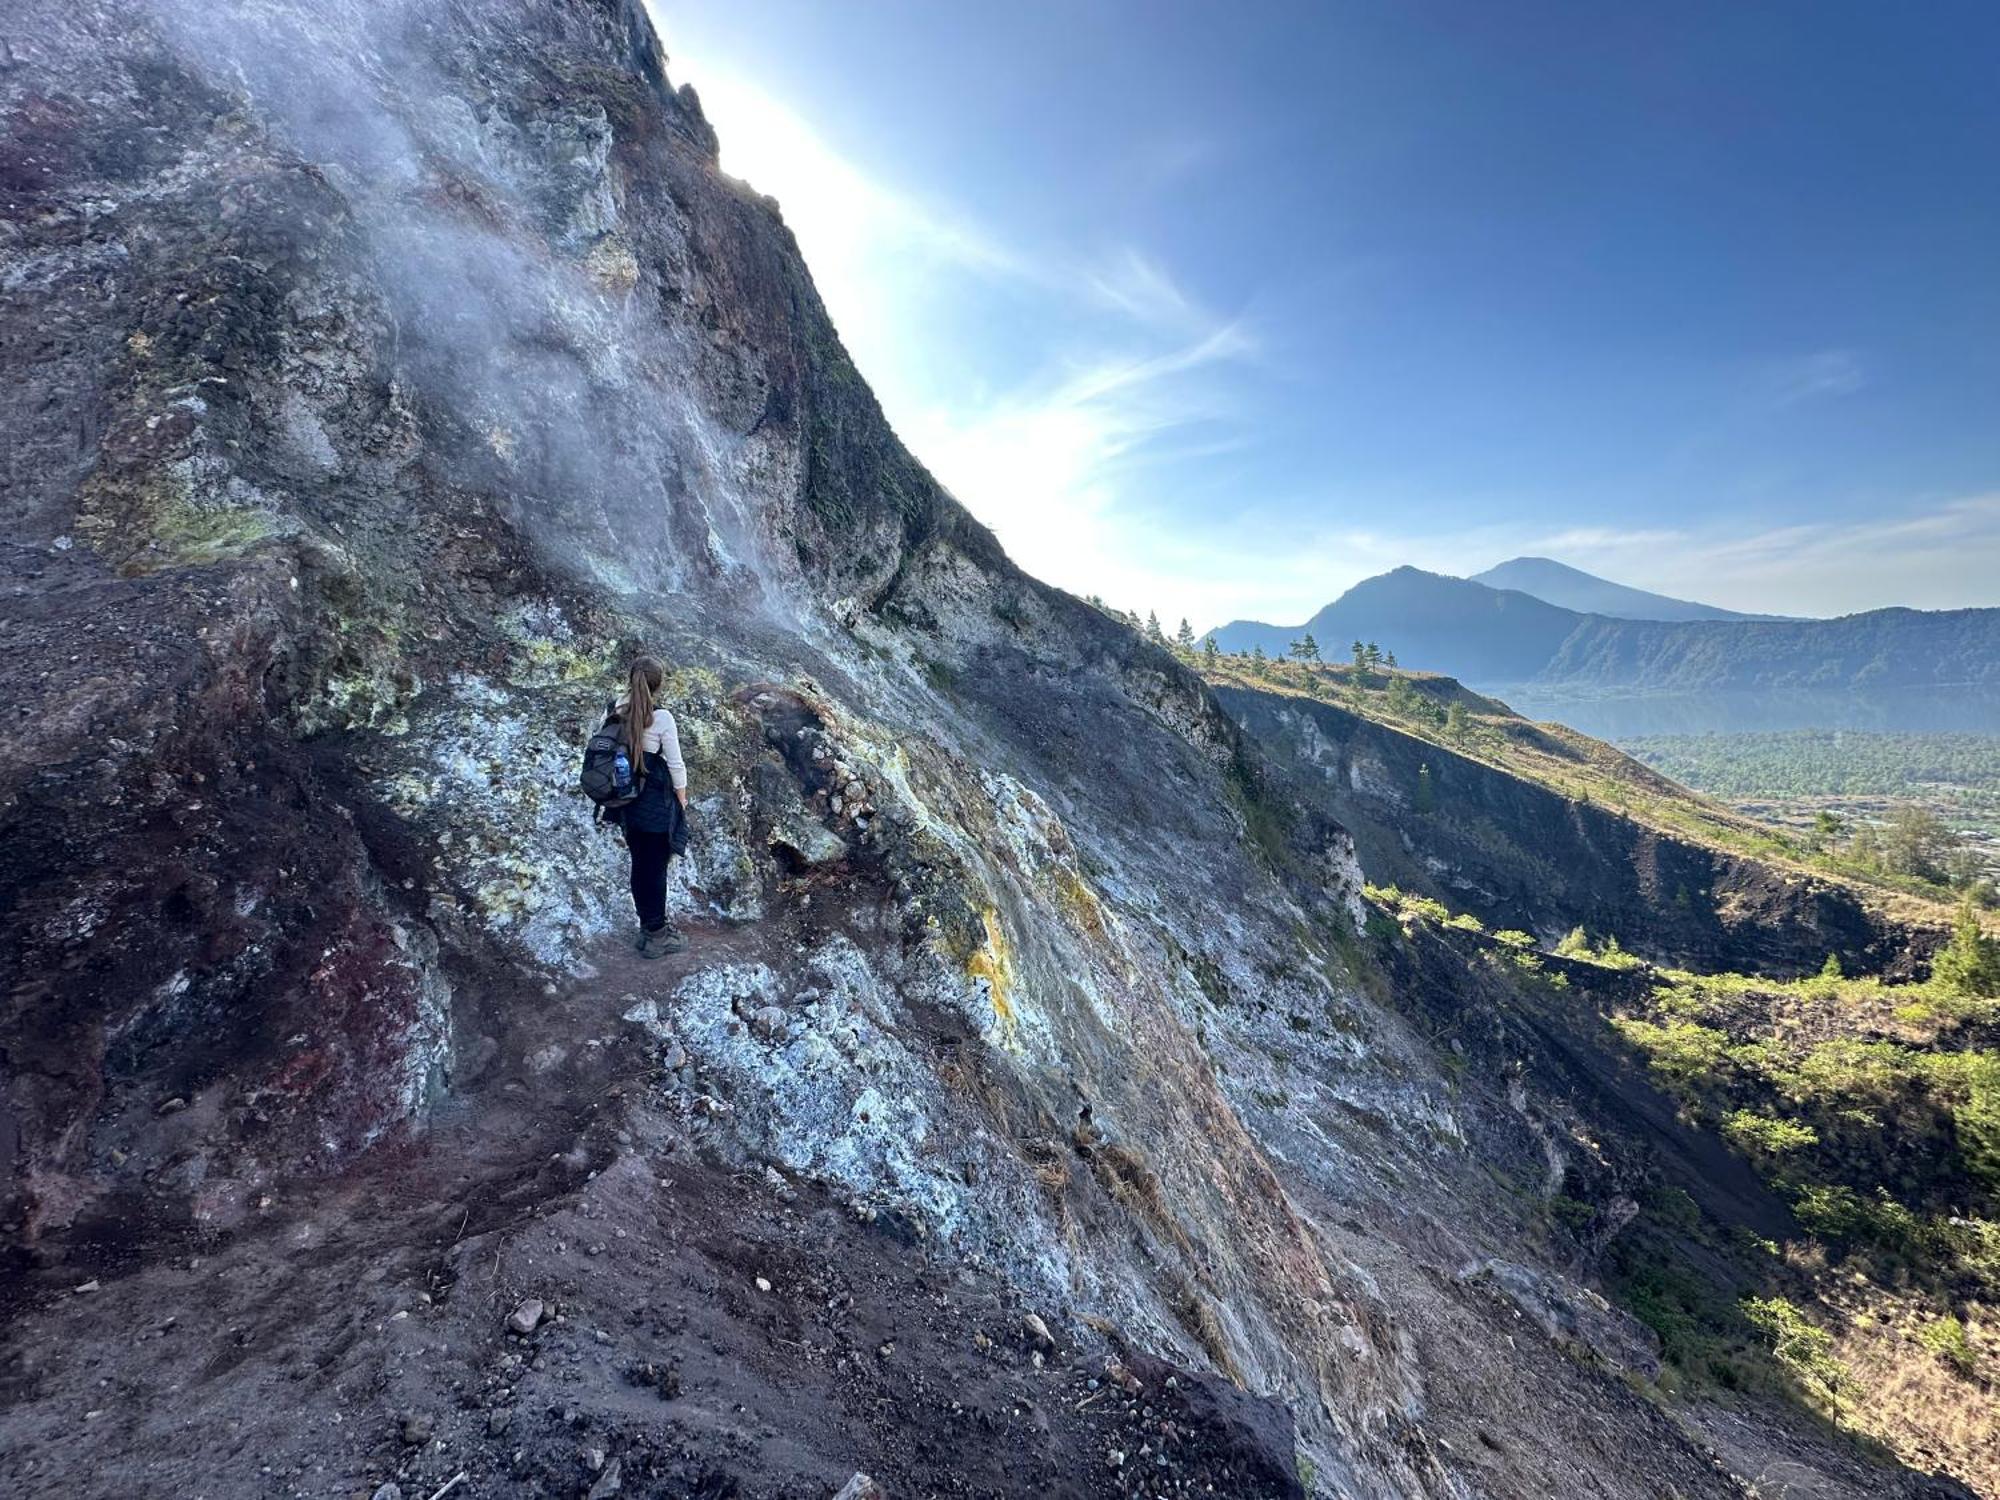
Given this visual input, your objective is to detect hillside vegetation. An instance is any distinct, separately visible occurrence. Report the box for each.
[1622,731,2000,875]
[1367,883,2000,1493]
[1195,648,1991,926]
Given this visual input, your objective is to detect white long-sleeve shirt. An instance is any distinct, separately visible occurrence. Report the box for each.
[614,702,687,790]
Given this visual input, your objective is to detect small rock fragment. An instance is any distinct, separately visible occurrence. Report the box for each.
[155,1097,187,1116]
[832,1476,886,1500]
[585,1458,623,1500]
[755,1276,772,1293]
[371,1485,403,1500]
[399,1412,433,1446]
[506,1298,545,1335]
[1022,1312,1055,1351]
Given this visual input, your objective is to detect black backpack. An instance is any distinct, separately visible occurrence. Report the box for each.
[579,706,639,809]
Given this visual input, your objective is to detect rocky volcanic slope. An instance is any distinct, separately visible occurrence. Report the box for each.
[1217,685,1920,978]
[0,3,1970,1497]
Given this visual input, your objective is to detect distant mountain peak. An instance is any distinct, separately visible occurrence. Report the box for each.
[1469,556,1787,623]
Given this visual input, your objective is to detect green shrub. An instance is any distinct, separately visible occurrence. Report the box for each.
[1613,1018,1734,1096]
[1721,1109,1819,1156]
[1493,929,1537,950]
[1595,934,1643,970]
[1919,1315,1977,1378]
[1933,898,2000,998]
[1792,1183,1919,1249]
[1922,1215,2000,1293]
[1742,1296,1853,1419]
[1401,895,1452,925]
[1792,1183,1868,1241]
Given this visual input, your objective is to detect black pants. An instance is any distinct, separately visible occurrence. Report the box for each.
[623,826,673,931]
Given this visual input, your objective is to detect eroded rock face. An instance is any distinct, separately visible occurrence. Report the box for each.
[0,6,1950,1497]
[1224,686,1915,975]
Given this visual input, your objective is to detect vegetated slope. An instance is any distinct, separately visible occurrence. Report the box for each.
[1205,661,1934,977]
[0,4,1971,1498]
[1620,730,2000,870]
[1371,893,2000,1498]
[1210,569,2000,734]
[1469,555,1787,622]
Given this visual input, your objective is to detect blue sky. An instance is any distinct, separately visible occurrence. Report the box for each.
[649,0,2000,627]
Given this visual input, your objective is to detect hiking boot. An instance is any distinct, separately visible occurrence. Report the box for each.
[638,925,687,959]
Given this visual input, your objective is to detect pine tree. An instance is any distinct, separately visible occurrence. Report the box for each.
[1351,640,1367,673]
[1445,702,1469,741]
[1175,617,1196,652]
[1201,635,1220,662]
[1300,631,1319,661]
[1365,641,1382,670]
[1385,675,1421,719]
[1933,898,2000,998]
[1146,610,1165,643]
[1384,650,1397,669]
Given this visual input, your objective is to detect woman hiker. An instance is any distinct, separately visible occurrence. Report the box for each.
[611,655,689,958]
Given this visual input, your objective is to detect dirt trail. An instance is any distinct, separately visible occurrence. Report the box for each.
[0,920,1306,1500]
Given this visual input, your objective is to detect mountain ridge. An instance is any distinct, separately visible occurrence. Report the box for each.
[1469,555,1792,622]
[1211,566,2000,733]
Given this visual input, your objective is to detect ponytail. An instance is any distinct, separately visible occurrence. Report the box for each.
[623,656,664,784]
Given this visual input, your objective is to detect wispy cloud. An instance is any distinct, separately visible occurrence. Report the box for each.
[666,59,1026,388]
[1766,348,1866,407]
[1081,248,1215,336]
[654,31,1992,635]
[662,36,1258,621]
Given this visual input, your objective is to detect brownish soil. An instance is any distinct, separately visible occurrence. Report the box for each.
[0,922,1304,1500]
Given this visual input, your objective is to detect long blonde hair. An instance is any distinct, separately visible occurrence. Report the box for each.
[623,656,665,782]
